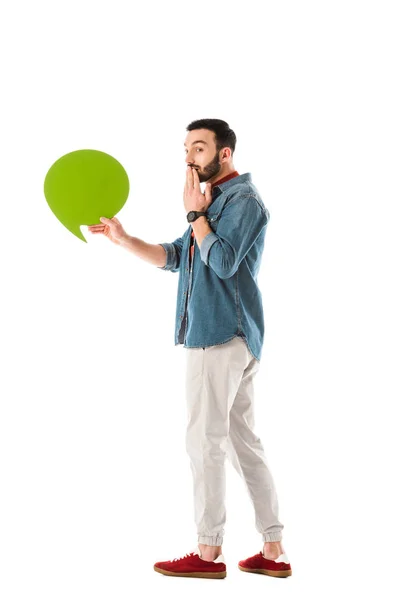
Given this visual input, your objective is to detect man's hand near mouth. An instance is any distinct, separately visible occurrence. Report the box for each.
[183,166,213,247]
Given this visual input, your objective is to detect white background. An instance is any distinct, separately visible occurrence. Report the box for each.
[1,1,399,598]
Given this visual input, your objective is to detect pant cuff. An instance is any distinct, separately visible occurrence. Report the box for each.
[262,531,283,542]
[198,534,223,546]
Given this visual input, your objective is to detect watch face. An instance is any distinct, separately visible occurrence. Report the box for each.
[188,211,195,222]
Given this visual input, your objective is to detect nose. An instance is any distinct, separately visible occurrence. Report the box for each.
[185,149,196,165]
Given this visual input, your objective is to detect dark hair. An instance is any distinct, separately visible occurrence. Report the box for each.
[186,118,236,155]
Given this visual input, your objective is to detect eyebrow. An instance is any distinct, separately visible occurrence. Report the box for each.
[184,140,208,147]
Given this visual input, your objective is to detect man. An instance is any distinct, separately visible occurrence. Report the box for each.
[88,119,291,579]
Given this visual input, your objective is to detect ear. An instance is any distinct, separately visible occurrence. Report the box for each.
[221,147,231,161]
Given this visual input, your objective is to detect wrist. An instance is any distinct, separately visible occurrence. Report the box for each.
[187,210,208,223]
[119,233,132,246]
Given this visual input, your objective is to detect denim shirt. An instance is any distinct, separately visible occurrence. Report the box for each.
[158,173,270,361]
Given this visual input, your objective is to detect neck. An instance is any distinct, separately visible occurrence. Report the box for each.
[207,165,236,186]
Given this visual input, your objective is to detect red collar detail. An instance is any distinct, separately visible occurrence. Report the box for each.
[211,170,240,189]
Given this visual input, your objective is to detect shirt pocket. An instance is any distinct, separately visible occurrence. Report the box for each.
[206,211,222,232]
[206,194,231,231]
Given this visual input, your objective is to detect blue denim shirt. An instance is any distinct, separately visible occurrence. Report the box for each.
[158,173,270,361]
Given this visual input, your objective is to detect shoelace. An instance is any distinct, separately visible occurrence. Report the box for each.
[171,547,200,562]
[171,552,195,562]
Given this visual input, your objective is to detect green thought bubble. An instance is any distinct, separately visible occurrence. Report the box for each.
[44,149,130,242]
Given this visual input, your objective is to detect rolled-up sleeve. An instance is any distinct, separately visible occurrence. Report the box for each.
[199,232,219,266]
[157,235,184,273]
[200,195,269,279]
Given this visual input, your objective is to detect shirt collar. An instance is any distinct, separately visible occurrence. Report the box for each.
[211,170,240,189]
[211,172,253,198]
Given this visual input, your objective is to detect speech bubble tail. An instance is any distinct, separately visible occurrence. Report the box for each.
[66,223,87,243]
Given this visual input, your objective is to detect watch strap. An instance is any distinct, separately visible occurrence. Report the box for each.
[187,211,208,222]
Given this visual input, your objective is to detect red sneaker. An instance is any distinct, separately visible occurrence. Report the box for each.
[154,546,227,579]
[238,550,292,577]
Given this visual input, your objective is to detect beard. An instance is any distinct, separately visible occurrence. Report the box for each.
[193,150,222,183]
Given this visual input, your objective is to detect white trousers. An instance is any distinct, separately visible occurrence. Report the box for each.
[185,336,284,546]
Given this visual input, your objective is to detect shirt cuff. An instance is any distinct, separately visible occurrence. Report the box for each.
[200,232,219,266]
[157,242,177,270]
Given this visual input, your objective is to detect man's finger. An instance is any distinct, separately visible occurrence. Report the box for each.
[192,167,201,190]
[185,165,191,192]
[187,165,194,188]
[205,182,213,205]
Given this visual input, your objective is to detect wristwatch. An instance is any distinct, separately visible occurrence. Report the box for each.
[187,211,207,223]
